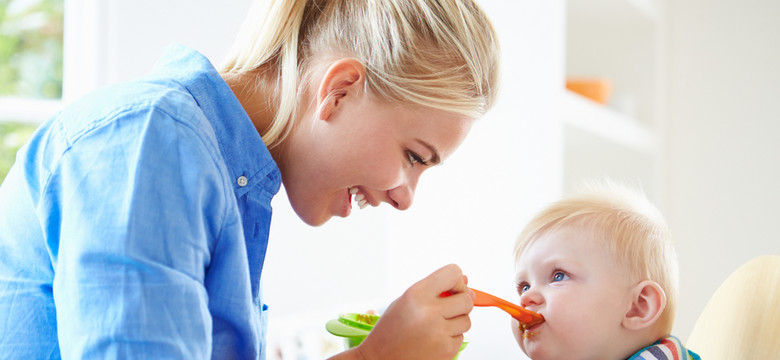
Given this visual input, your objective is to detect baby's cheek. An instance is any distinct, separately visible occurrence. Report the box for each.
[510,319,525,349]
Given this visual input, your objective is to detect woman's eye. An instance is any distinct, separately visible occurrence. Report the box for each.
[552,271,569,282]
[406,150,428,166]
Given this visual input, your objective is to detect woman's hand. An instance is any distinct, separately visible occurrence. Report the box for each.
[332,264,474,360]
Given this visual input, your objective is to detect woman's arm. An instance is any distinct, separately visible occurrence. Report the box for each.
[49,105,226,358]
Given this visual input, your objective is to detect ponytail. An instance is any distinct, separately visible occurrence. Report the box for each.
[221,0,310,149]
[221,0,500,150]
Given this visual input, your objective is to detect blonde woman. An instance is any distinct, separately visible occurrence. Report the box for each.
[0,0,499,359]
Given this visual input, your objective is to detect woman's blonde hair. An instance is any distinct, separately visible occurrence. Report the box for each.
[513,180,679,335]
[221,0,500,149]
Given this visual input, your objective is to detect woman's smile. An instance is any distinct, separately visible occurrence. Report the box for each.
[340,186,373,217]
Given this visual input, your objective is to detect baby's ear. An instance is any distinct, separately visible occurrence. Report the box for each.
[622,280,666,331]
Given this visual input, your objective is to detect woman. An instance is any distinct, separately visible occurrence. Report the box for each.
[0,0,499,359]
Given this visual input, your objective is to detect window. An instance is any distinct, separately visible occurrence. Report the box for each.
[0,0,63,181]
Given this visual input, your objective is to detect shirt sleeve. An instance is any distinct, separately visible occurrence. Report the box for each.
[44,104,229,359]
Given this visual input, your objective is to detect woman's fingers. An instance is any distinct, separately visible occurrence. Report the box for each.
[425,264,469,296]
[439,291,474,320]
[420,264,474,319]
[445,313,472,336]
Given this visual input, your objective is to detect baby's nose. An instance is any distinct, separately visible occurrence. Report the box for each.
[519,288,543,308]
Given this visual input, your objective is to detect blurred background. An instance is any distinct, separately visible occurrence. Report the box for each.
[1,0,778,358]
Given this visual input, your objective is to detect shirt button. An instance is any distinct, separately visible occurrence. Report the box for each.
[237,176,248,187]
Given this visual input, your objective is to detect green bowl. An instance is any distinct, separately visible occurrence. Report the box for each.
[325,312,469,359]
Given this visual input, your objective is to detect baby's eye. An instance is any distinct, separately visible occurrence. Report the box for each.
[552,271,570,282]
[517,282,530,294]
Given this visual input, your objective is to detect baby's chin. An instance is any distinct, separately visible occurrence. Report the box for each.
[515,329,552,359]
[519,343,545,360]
[512,328,533,357]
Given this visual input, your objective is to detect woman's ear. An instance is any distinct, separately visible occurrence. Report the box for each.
[316,58,365,121]
[622,280,666,331]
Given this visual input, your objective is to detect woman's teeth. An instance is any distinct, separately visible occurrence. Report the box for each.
[356,194,368,209]
[349,187,369,209]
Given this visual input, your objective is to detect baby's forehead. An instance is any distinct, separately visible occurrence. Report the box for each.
[521,222,610,252]
[514,225,618,269]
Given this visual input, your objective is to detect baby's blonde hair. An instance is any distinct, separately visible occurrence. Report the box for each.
[221,0,500,149]
[514,180,679,335]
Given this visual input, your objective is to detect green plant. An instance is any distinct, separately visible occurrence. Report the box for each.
[0,122,36,183]
[0,0,64,99]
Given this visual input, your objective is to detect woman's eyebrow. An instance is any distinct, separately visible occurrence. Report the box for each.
[417,139,441,165]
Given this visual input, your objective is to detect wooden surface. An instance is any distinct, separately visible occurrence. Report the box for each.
[686,254,780,359]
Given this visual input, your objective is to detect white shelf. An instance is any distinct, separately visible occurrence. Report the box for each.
[567,0,659,25]
[560,90,655,154]
[566,0,662,127]
[562,0,664,199]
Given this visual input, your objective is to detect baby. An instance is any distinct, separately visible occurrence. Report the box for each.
[511,181,700,360]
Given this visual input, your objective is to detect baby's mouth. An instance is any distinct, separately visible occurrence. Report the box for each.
[349,187,369,209]
[520,317,543,339]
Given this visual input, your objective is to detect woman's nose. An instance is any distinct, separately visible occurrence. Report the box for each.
[386,173,420,210]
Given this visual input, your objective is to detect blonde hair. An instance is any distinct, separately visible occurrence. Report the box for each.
[221,0,500,149]
[513,180,679,335]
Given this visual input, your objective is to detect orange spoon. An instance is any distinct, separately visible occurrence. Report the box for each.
[470,288,545,327]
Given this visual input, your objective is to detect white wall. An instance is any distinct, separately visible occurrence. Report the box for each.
[665,0,780,340]
[63,0,252,101]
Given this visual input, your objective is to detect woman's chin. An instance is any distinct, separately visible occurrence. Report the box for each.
[302,212,332,227]
[290,204,332,227]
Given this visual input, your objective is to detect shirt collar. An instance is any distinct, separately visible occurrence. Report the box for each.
[152,44,281,198]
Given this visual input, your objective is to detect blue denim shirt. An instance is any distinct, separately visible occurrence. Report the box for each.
[0,44,281,359]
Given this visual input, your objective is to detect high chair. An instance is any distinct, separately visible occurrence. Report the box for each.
[686,254,780,359]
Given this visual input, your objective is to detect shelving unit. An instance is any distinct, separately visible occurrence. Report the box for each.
[562,0,664,200]
[561,91,655,153]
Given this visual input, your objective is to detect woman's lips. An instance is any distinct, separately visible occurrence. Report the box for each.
[340,188,353,218]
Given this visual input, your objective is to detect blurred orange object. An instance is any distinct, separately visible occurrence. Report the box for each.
[566,78,612,104]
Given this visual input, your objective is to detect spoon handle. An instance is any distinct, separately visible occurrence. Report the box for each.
[470,288,545,326]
